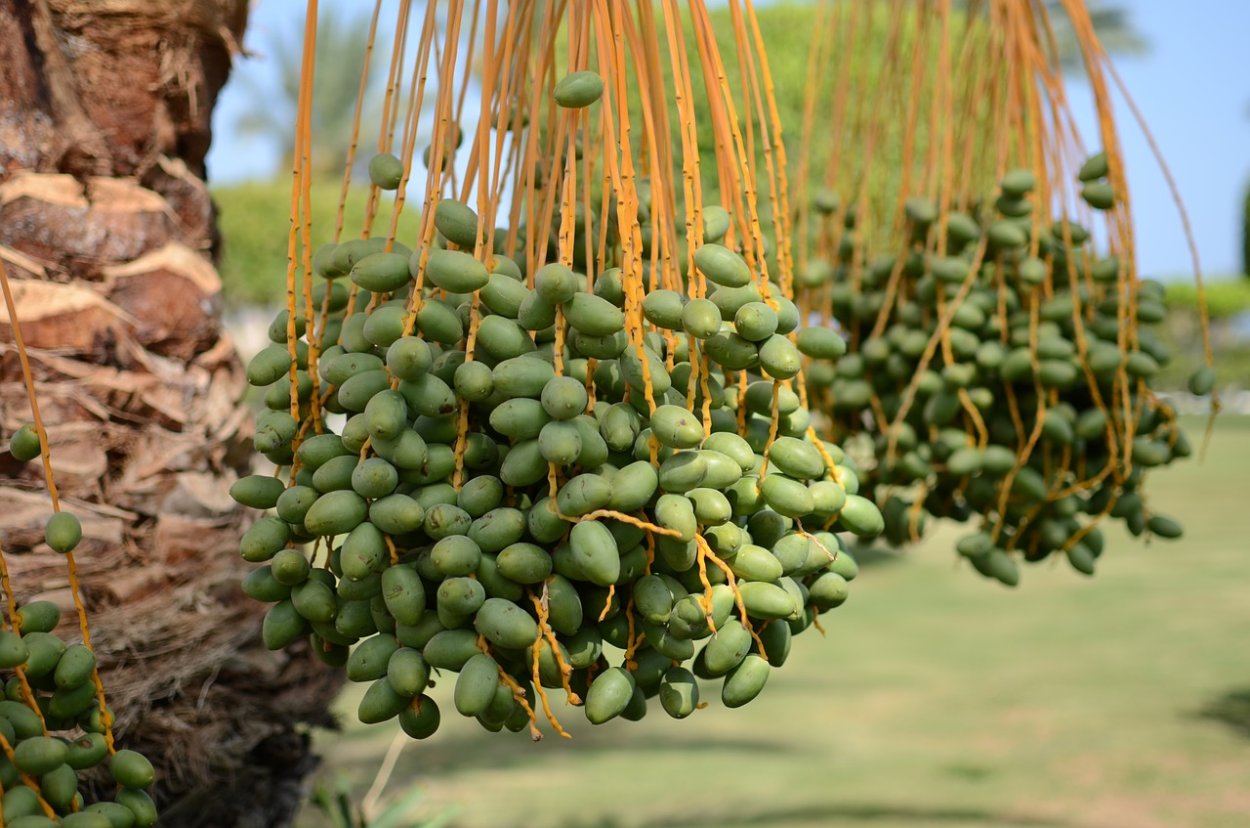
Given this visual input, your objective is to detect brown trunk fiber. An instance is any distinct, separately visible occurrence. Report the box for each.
[0,1,341,825]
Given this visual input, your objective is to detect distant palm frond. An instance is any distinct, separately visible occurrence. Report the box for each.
[1045,1,1149,70]
[236,6,385,176]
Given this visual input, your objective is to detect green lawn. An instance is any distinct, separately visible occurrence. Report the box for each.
[298,416,1250,828]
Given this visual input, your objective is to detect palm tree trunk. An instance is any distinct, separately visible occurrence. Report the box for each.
[0,1,340,825]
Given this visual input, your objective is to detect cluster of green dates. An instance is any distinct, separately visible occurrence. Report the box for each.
[798,160,1193,585]
[2,436,158,827]
[233,187,883,737]
[0,602,156,828]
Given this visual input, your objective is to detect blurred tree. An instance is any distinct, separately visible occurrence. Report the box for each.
[1045,1,1149,70]
[236,6,381,177]
[1241,100,1249,280]
[703,1,1148,190]
[1242,181,1249,278]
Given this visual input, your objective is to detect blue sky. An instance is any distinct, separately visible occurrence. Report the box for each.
[208,0,1250,279]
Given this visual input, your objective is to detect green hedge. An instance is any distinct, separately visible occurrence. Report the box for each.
[1164,278,1250,320]
[213,180,422,307]
[1154,278,1250,392]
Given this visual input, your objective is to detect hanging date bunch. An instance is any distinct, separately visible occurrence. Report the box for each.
[232,0,882,741]
[0,291,158,823]
[791,0,1216,584]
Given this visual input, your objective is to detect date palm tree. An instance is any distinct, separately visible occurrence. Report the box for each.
[0,2,338,825]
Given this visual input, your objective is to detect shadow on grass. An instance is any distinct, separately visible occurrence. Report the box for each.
[548,803,1073,828]
[849,543,911,569]
[1195,687,1250,740]
[348,729,809,779]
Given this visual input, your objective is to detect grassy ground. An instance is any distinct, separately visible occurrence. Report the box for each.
[297,417,1250,828]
